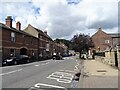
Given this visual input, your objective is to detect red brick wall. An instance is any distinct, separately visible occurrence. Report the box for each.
[92,29,112,51]
[2,28,38,60]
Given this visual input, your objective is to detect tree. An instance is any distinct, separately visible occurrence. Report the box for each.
[71,34,94,58]
[54,39,72,49]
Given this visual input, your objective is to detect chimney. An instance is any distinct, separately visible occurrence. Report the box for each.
[44,31,47,35]
[5,16,12,28]
[16,21,21,30]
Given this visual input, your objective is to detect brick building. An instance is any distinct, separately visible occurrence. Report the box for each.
[53,42,68,56]
[0,16,68,63]
[92,27,120,52]
[24,24,68,59]
[24,24,54,59]
[1,16,38,60]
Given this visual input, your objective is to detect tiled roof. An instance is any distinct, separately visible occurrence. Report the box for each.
[28,24,53,41]
[0,23,37,38]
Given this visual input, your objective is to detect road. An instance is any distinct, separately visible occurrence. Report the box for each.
[1,56,82,90]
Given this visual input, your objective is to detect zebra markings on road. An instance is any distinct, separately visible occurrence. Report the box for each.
[47,70,75,83]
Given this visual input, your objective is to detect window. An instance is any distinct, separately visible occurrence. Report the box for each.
[46,43,50,51]
[10,49,15,56]
[39,35,42,47]
[31,38,34,45]
[40,40,42,47]
[23,35,27,43]
[40,35,42,40]
[32,50,34,56]
[22,34,25,38]
[105,40,110,44]
[11,32,15,42]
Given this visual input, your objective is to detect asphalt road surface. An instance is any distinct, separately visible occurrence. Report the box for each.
[1,56,82,90]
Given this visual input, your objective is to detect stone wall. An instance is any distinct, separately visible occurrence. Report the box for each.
[104,47,120,68]
[117,46,120,69]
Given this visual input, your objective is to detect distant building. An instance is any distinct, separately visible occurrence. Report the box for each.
[91,27,120,52]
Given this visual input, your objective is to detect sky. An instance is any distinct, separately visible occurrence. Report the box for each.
[0,0,119,40]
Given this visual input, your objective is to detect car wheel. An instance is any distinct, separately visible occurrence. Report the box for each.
[14,61,17,65]
[27,59,30,63]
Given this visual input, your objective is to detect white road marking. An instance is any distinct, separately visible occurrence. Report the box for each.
[2,60,52,69]
[74,64,79,72]
[57,79,71,83]
[42,62,49,65]
[75,65,79,70]
[2,62,39,69]
[59,70,75,73]
[47,70,74,83]
[0,69,22,76]
[34,65,39,67]
[34,83,65,88]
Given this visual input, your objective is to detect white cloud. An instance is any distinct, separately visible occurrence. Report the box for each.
[0,0,119,39]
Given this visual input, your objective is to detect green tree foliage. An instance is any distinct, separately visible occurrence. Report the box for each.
[54,39,72,49]
[71,34,94,58]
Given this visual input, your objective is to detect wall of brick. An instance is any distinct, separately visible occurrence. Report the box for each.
[92,28,113,52]
[2,28,38,60]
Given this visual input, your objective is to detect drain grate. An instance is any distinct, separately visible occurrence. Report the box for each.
[97,70,107,72]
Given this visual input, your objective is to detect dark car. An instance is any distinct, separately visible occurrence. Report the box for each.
[16,55,30,64]
[2,57,17,66]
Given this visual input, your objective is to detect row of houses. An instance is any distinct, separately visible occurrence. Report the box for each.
[0,16,68,61]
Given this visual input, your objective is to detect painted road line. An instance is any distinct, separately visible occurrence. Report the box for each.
[75,65,79,70]
[57,79,71,83]
[59,70,75,73]
[33,83,65,88]
[74,64,79,71]
[0,69,22,76]
[2,62,39,69]
[54,72,73,77]
[42,62,49,65]
[47,70,74,83]
[2,60,51,69]
[34,65,39,67]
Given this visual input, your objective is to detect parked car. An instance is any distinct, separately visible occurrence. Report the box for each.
[52,52,63,60]
[16,55,30,64]
[2,57,17,66]
[56,54,63,60]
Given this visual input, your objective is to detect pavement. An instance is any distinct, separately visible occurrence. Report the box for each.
[78,59,119,89]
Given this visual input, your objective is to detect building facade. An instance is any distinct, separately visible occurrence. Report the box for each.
[92,27,120,52]
[24,24,68,59]
[24,24,54,59]
[1,16,68,62]
[1,16,38,60]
